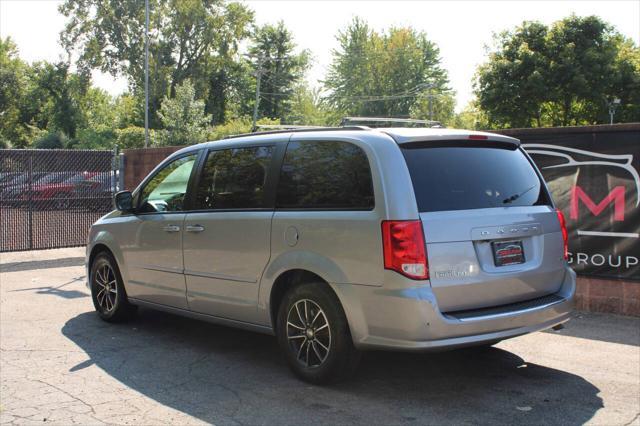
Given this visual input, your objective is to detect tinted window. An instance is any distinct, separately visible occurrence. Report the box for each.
[138,154,197,213]
[402,145,548,212]
[276,141,374,209]
[194,146,273,210]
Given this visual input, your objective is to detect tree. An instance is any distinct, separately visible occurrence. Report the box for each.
[324,18,449,118]
[34,62,89,138]
[33,132,67,149]
[475,15,640,127]
[410,92,456,126]
[0,38,30,147]
[452,100,491,130]
[613,38,640,123]
[287,84,335,126]
[249,21,310,122]
[1,38,100,147]
[475,22,548,127]
[59,0,254,127]
[113,93,144,129]
[158,80,211,145]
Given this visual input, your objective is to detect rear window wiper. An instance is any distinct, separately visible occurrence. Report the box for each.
[502,185,536,204]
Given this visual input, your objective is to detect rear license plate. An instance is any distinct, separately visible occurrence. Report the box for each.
[492,240,525,266]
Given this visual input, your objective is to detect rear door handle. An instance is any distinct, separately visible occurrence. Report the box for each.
[162,224,181,233]
[186,224,205,233]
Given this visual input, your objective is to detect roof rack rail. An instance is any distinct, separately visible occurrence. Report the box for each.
[223,125,369,140]
[255,124,327,130]
[341,116,442,128]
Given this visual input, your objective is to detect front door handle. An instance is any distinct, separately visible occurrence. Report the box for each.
[162,224,181,233]
[186,224,205,233]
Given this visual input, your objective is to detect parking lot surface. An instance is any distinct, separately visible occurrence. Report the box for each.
[1,248,639,425]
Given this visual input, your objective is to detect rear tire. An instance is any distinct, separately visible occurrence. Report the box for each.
[276,282,361,384]
[90,252,136,322]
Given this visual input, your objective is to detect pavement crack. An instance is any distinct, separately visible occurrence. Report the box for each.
[623,412,640,426]
[33,379,100,420]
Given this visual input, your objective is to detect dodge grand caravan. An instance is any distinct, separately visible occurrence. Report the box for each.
[86,127,576,383]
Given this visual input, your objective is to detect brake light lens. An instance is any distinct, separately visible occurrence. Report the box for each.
[556,209,569,260]
[468,134,488,140]
[381,220,429,280]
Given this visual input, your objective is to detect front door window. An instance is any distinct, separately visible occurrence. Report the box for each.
[138,154,198,213]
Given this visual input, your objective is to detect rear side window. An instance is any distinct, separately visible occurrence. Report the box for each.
[402,144,548,212]
[276,140,374,210]
[194,146,274,210]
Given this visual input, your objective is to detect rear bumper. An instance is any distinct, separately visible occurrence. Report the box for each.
[331,266,576,352]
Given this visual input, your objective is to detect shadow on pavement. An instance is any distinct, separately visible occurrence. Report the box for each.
[62,308,603,425]
[543,312,640,347]
[0,256,85,273]
[10,276,88,299]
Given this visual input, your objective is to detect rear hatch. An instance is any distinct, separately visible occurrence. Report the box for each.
[401,140,567,312]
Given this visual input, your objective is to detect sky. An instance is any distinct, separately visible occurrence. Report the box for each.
[1,0,639,112]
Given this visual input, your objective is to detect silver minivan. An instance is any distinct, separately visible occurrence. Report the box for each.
[86,127,575,383]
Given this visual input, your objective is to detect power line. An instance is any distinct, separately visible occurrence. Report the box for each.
[259,90,449,105]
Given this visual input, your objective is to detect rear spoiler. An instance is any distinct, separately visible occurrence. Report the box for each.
[381,129,520,149]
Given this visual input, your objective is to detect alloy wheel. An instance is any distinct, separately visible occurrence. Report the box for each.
[94,264,117,312]
[286,299,332,368]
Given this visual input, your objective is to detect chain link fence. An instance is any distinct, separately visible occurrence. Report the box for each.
[0,149,118,252]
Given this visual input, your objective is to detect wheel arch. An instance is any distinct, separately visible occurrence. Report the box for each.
[87,231,128,285]
[88,243,113,270]
[267,267,366,347]
[269,269,330,329]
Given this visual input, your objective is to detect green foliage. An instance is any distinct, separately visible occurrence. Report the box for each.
[324,17,449,118]
[250,21,310,122]
[410,92,456,126]
[1,38,110,148]
[287,85,335,126]
[33,132,67,149]
[116,126,153,149]
[205,117,279,141]
[158,80,211,145]
[475,15,640,127]
[59,0,254,128]
[82,88,117,129]
[25,62,88,138]
[69,127,118,149]
[614,39,640,122]
[0,37,29,147]
[0,36,146,150]
[0,137,11,149]
[206,117,252,140]
[113,94,144,128]
[5,6,639,154]
[452,101,491,130]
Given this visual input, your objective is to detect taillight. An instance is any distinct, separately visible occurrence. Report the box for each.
[381,220,429,280]
[556,209,568,260]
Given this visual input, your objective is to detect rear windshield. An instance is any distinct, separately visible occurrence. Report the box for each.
[401,144,549,213]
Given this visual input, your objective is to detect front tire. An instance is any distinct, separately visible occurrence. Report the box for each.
[277,282,361,384]
[90,252,136,322]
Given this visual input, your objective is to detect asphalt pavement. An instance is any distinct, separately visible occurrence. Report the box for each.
[1,247,639,425]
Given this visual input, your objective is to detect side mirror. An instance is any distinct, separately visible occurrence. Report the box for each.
[114,190,134,212]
